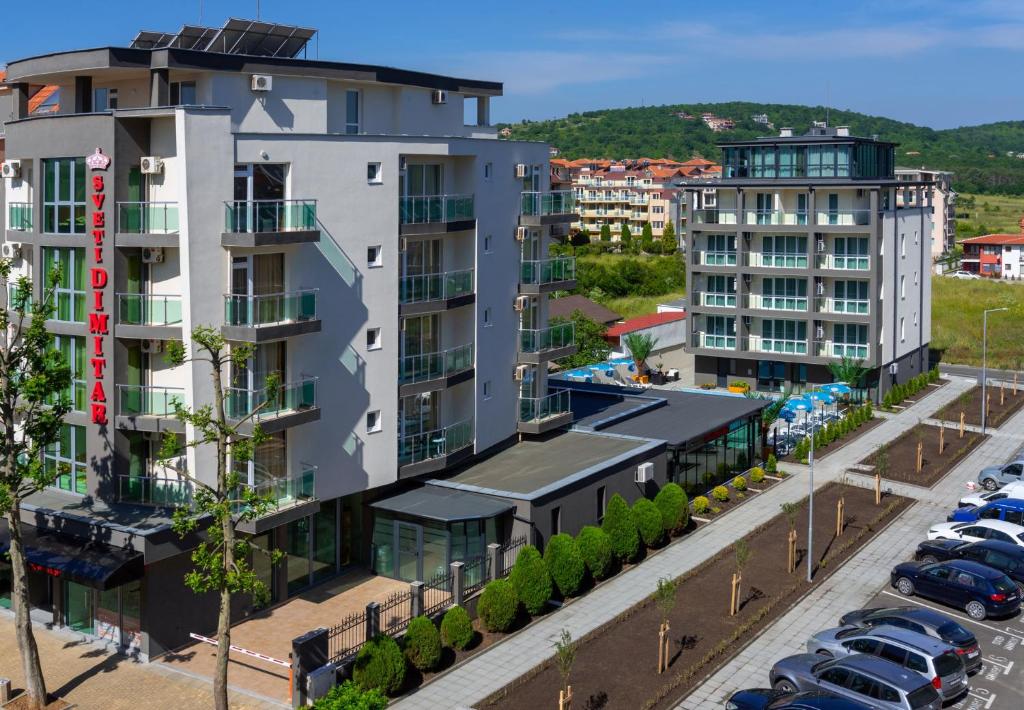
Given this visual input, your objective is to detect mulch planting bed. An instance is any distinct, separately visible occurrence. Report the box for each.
[691,472,786,522]
[779,416,885,464]
[858,422,987,487]
[898,378,949,407]
[933,384,1024,428]
[483,483,912,710]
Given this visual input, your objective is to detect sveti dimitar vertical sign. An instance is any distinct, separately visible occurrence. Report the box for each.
[86,147,111,425]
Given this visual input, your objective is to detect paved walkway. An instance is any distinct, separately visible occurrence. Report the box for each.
[677,378,1024,708]
[393,377,975,710]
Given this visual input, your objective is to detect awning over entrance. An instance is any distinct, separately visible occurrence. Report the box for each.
[370,486,513,523]
[0,525,144,591]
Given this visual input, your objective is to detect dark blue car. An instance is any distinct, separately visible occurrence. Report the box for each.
[726,688,871,710]
[891,559,1021,620]
[947,497,1024,524]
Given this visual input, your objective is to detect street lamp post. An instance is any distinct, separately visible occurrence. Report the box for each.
[805,405,817,583]
[982,307,1009,435]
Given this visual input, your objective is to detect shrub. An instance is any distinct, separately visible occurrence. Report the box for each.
[794,438,809,461]
[864,401,873,419]
[750,466,765,484]
[693,496,710,515]
[882,390,893,409]
[403,616,441,671]
[352,635,406,696]
[509,545,552,616]
[544,533,586,597]
[632,497,665,547]
[766,454,778,474]
[702,471,716,487]
[313,680,388,710]
[602,493,640,562]
[576,525,614,580]
[478,579,518,632]
[653,482,688,534]
[735,452,750,471]
[732,475,747,491]
[440,605,474,650]
[711,485,729,502]
[929,366,940,383]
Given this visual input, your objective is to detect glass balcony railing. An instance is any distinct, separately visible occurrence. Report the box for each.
[816,209,871,226]
[746,336,809,355]
[116,202,179,234]
[7,202,32,231]
[118,385,185,416]
[519,390,571,423]
[118,475,193,507]
[697,332,736,349]
[744,209,809,226]
[224,200,317,233]
[819,341,870,359]
[698,291,737,308]
[399,344,473,385]
[232,465,317,513]
[398,417,474,466]
[118,293,183,326]
[399,270,474,305]
[691,209,738,225]
[747,252,810,268]
[398,194,475,224]
[695,251,737,266]
[224,290,318,326]
[747,294,808,311]
[520,322,575,354]
[520,191,576,216]
[816,297,870,315]
[520,257,576,286]
[816,254,871,270]
[225,378,318,420]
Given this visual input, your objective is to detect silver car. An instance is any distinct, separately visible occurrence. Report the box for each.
[805,626,968,702]
[769,653,943,710]
[977,460,1024,491]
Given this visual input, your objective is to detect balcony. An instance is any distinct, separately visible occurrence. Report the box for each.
[691,209,738,225]
[815,254,871,271]
[398,344,474,396]
[743,210,809,227]
[815,341,870,360]
[115,384,186,433]
[518,390,572,435]
[696,291,737,308]
[398,269,475,315]
[222,290,321,342]
[519,323,576,364]
[815,209,871,227]
[693,251,737,267]
[520,191,577,226]
[745,294,808,312]
[746,252,810,269]
[234,465,320,534]
[222,200,319,247]
[225,378,320,433]
[115,202,179,247]
[519,257,576,294]
[744,336,809,355]
[398,417,474,478]
[116,293,183,339]
[7,202,32,232]
[694,332,736,350]
[118,474,193,508]
[399,194,475,236]
[815,297,870,316]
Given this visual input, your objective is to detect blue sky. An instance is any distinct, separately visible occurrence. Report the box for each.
[4,0,1022,129]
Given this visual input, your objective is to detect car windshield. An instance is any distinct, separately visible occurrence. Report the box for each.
[993,577,1017,593]
[934,652,963,676]
[937,621,974,645]
[907,684,940,708]
[835,627,861,639]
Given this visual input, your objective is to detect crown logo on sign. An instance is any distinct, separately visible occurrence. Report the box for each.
[86,147,111,171]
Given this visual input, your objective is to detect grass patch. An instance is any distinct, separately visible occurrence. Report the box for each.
[931,277,1024,369]
[957,193,1024,237]
[603,291,686,320]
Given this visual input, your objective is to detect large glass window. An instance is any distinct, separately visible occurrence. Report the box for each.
[834,324,869,359]
[312,501,338,584]
[762,235,807,267]
[42,158,87,234]
[43,247,86,322]
[760,320,807,353]
[834,237,870,270]
[286,516,312,596]
[51,336,86,411]
[834,281,869,314]
[345,90,360,134]
[45,424,87,494]
[762,278,807,310]
[64,581,93,633]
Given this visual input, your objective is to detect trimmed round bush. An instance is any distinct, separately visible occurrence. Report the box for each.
[509,545,552,616]
[602,493,640,562]
[313,680,387,710]
[766,454,778,474]
[440,605,474,650]
[732,475,747,492]
[543,533,586,597]
[749,467,765,484]
[576,525,614,580]
[352,635,406,696]
[711,485,729,502]
[478,579,518,632]
[403,615,441,671]
[632,497,664,547]
[653,483,688,534]
[693,496,710,514]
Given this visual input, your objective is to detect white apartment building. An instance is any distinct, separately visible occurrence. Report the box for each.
[895,168,956,259]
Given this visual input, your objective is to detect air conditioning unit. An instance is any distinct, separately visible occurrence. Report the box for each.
[635,462,654,484]
[431,89,447,105]
[515,164,529,179]
[251,74,273,92]
[816,281,825,295]
[514,295,529,312]
[142,247,164,264]
[816,326,825,339]
[141,339,163,354]
[515,226,528,241]
[1,160,22,179]
[2,242,22,259]
[140,156,164,174]
[514,365,528,381]
[816,240,826,252]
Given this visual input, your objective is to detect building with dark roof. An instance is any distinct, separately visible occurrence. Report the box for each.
[548,294,621,325]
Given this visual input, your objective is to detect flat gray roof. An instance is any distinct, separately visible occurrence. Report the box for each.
[370,486,513,523]
[428,431,664,501]
[23,488,177,535]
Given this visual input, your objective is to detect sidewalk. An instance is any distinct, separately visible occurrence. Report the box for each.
[677,378,1024,708]
[392,376,975,710]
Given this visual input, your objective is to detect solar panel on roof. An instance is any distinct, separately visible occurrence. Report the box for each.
[129,18,316,57]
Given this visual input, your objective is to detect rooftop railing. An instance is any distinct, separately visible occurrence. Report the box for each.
[118,475,193,507]
[519,390,571,423]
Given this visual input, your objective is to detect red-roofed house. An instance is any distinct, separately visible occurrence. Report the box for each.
[604,311,689,370]
[960,217,1024,278]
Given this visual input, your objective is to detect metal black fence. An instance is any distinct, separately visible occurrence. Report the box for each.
[423,568,453,617]
[326,610,366,664]
[463,555,490,597]
[379,587,413,635]
[500,534,528,576]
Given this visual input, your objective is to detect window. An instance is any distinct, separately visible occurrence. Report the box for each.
[367,245,382,268]
[484,235,493,253]
[900,317,905,342]
[550,506,561,535]
[846,638,881,654]
[818,667,851,687]
[900,275,906,299]
[366,410,382,433]
[597,486,606,523]
[901,233,907,257]
[879,643,908,666]
[484,162,493,181]
[847,672,874,697]
[170,81,197,105]
[45,424,86,494]
[52,336,85,411]
[42,158,86,234]
[483,307,492,327]
[367,162,382,184]
[366,328,381,350]
[93,88,118,110]
[913,312,918,327]
[43,248,86,322]
[914,270,919,285]
[345,90,360,134]
[483,380,492,400]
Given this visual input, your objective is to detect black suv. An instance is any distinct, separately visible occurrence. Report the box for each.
[914,539,1024,592]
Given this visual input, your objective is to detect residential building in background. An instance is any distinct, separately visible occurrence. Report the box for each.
[959,218,1024,278]
[895,167,956,258]
[684,125,933,399]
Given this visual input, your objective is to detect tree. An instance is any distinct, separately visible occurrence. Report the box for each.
[0,263,73,710]
[553,629,576,699]
[654,577,678,673]
[599,224,612,242]
[161,327,284,710]
[623,331,659,374]
[569,230,590,253]
[553,310,611,369]
[828,356,869,391]
[619,224,633,253]
[641,223,657,254]
[660,221,677,254]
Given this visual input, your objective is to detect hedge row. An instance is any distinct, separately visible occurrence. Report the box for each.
[793,402,873,464]
[883,368,939,409]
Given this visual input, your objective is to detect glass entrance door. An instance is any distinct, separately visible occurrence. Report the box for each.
[64,581,94,633]
[0,560,11,609]
[396,522,422,582]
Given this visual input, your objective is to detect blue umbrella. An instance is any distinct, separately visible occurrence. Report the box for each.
[807,390,835,405]
[783,396,814,412]
[824,383,852,396]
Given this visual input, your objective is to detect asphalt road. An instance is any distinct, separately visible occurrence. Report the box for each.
[939,364,1022,385]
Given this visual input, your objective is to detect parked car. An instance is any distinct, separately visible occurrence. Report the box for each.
[726,688,873,710]
[926,519,1024,548]
[837,607,981,674]
[949,271,980,280]
[891,559,1021,620]
[947,497,1024,524]
[977,460,1024,491]
[914,539,1024,593]
[958,480,1024,509]
[805,626,967,702]
[768,654,942,709]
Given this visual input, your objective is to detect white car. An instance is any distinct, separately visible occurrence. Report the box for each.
[948,270,980,280]
[927,519,1024,547]
[959,480,1024,509]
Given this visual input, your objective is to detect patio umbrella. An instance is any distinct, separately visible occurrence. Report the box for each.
[807,390,834,405]
[824,383,851,396]
[782,396,814,412]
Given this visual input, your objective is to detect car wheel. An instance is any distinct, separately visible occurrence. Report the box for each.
[897,577,916,596]
[983,479,998,491]
[921,555,939,564]
[1017,581,1024,596]
[966,600,987,620]
[773,679,798,693]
